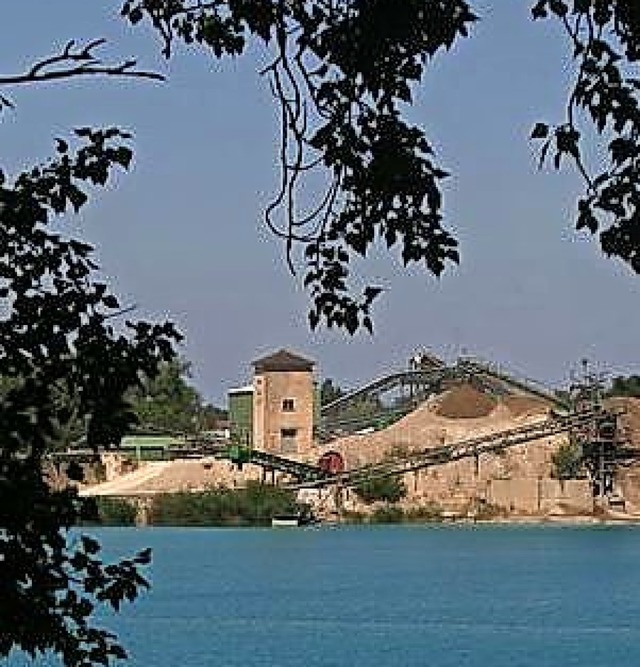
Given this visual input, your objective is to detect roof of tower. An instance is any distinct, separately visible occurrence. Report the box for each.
[252,349,315,373]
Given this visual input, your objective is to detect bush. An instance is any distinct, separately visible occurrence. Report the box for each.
[551,442,583,480]
[95,497,138,526]
[473,501,506,521]
[404,502,444,522]
[369,506,405,524]
[353,475,406,504]
[147,482,298,527]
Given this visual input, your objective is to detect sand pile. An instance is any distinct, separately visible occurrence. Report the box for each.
[502,395,550,417]
[322,385,555,474]
[82,459,264,496]
[435,385,497,418]
[321,382,572,513]
[138,459,264,493]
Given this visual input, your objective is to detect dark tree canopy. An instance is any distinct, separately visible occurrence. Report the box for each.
[531,1,640,273]
[119,0,640,332]
[0,130,180,663]
[120,0,476,333]
[0,31,183,665]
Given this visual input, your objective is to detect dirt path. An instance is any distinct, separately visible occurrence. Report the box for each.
[79,462,171,496]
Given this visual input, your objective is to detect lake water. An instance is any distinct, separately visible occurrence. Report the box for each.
[10,524,640,666]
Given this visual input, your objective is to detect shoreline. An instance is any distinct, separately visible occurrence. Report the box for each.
[475,513,640,526]
[89,512,640,529]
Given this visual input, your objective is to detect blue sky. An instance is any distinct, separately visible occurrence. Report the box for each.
[2,2,638,403]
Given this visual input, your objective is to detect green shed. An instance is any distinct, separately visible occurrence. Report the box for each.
[118,435,180,461]
[228,385,254,446]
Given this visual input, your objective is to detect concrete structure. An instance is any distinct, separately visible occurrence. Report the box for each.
[227,349,317,455]
[252,349,315,455]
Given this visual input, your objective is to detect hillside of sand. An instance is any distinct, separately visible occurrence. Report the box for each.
[315,385,571,513]
[319,385,554,470]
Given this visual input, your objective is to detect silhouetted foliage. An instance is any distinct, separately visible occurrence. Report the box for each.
[0,129,180,665]
[531,1,640,272]
[121,0,640,332]
[121,0,477,332]
[2,3,640,663]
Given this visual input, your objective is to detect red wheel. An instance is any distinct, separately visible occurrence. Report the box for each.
[318,451,345,475]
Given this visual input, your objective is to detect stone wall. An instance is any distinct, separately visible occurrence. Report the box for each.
[486,478,592,514]
[616,469,640,513]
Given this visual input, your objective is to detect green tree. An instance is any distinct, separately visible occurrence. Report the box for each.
[354,475,407,504]
[147,482,298,526]
[128,359,228,435]
[95,497,139,526]
[320,378,345,406]
[608,375,640,398]
[199,403,229,431]
[551,441,584,480]
[129,359,201,434]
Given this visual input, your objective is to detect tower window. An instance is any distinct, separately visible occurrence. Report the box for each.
[282,398,295,412]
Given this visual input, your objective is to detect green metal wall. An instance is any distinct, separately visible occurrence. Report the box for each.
[313,381,321,427]
[229,391,253,445]
[119,436,178,461]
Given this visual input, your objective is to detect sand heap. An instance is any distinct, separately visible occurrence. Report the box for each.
[502,395,551,418]
[435,385,497,418]
[321,386,553,468]
[82,459,264,496]
[317,385,576,514]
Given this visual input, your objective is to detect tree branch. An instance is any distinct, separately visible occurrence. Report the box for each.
[0,39,163,88]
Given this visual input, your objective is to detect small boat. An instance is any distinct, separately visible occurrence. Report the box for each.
[271,509,318,527]
[271,514,302,527]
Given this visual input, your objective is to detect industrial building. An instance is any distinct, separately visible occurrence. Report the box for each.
[229,349,318,455]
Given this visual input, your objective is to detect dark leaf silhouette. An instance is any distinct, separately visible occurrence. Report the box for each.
[0,131,180,666]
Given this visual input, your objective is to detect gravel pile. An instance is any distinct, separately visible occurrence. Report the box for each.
[435,385,497,419]
[502,395,550,417]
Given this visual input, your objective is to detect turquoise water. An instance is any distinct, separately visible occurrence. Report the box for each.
[10,524,640,666]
